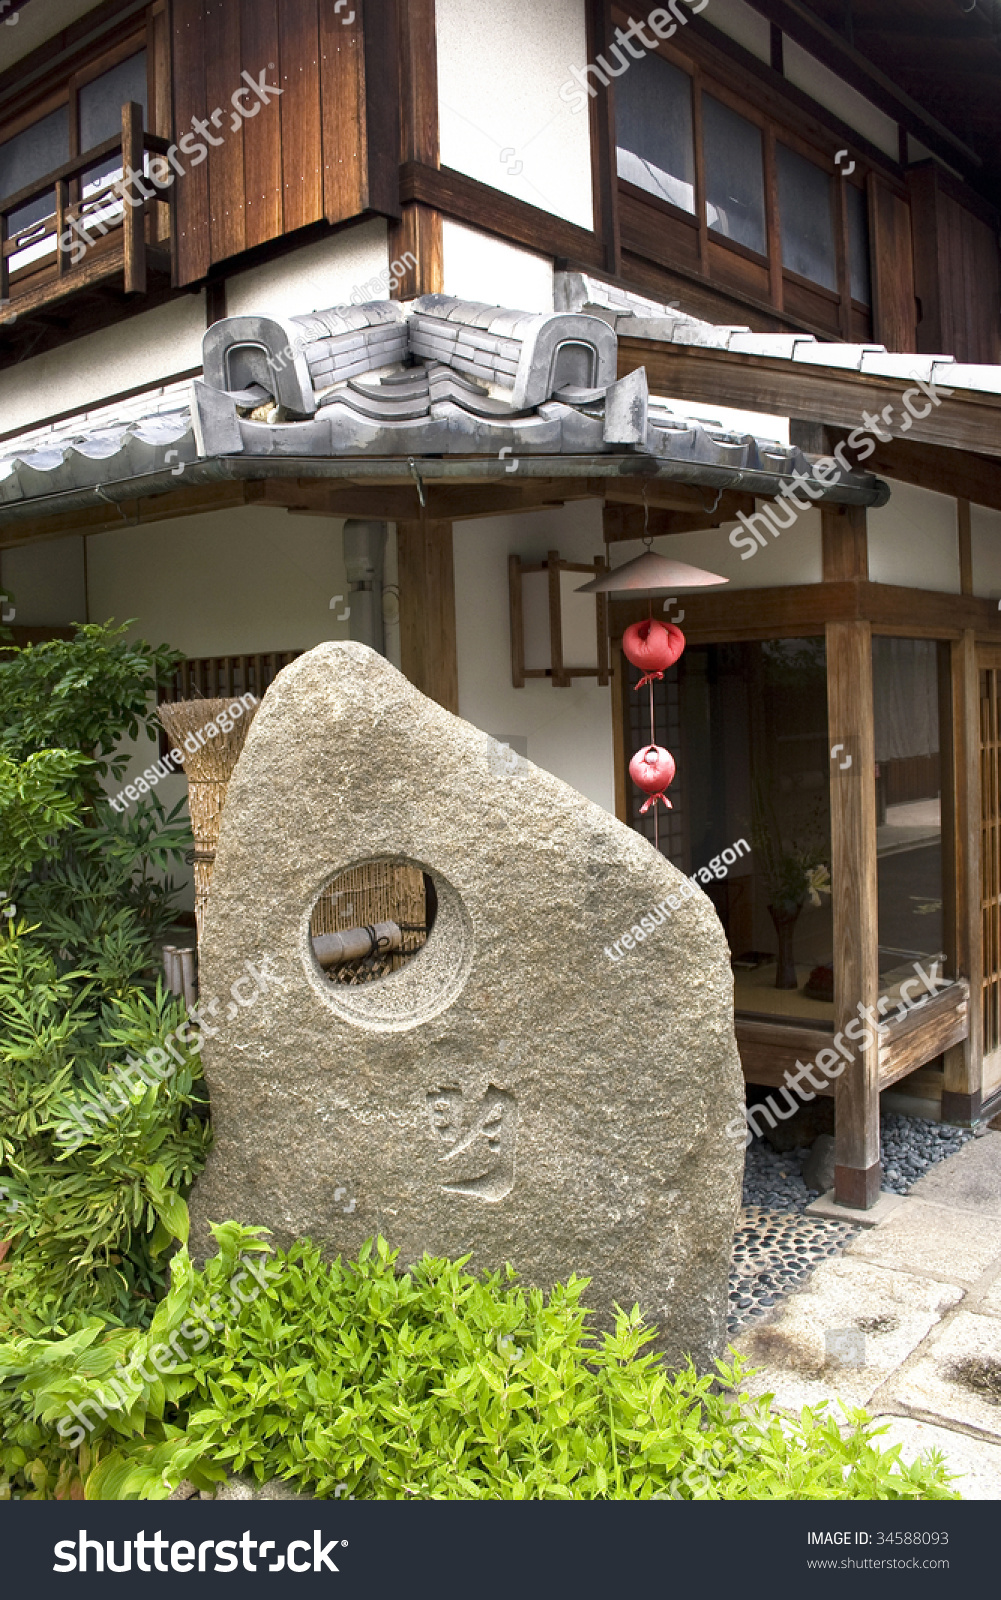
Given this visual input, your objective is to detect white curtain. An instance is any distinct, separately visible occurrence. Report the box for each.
[873,639,939,763]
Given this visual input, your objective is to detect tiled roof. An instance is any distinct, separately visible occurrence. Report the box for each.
[557,272,1001,396]
[0,294,890,518]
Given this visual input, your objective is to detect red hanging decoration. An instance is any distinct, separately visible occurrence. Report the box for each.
[629,744,676,813]
[622,618,685,688]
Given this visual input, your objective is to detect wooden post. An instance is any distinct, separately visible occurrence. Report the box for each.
[508,554,525,689]
[547,551,570,688]
[122,100,147,294]
[942,629,983,1123]
[828,618,881,1208]
[397,518,459,714]
[822,502,868,582]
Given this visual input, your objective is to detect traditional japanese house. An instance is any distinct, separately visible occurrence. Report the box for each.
[2,0,1000,1210]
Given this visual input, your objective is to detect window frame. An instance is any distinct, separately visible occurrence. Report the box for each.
[0,19,157,288]
[610,14,876,341]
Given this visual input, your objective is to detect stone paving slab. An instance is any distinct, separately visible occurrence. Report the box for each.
[869,1415,1001,1500]
[806,1189,905,1228]
[908,1131,1001,1217]
[735,1256,962,1413]
[879,1310,1001,1443]
[847,1198,1001,1285]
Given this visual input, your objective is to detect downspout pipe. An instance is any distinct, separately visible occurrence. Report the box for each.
[341,519,386,656]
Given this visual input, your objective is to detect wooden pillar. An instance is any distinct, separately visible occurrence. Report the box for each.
[828,615,881,1208]
[942,629,983,1122]
[397,519,459,714]
[390,0,443,299]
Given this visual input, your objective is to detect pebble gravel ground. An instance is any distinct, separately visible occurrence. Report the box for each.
[727,1113,978,1336]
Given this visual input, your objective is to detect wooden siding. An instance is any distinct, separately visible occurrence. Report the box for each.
[909,163,1001,366]
[171,0,399,286]
[868,172,918,354]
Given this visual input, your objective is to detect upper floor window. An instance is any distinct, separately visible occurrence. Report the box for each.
[0,47,148,275]
[703,93,766,255]
[615,49,695,215]
[614,38,875,339]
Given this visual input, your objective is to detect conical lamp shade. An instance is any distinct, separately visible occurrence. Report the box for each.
[576,549,728,597]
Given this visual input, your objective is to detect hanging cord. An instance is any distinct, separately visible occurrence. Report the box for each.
[408,457,426,510]
[701,485,724,516]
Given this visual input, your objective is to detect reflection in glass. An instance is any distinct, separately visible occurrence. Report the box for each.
[0,107,69,267]
[845,181,871,305]
[874,638,948,1009]
[777,142,836,290]
[702,94,766,255]
[615,49,696,213]
[628,638,833,1021]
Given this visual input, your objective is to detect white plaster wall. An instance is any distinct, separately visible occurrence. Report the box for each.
[0,535,87,625]
[783,38,899,159]
[867,479,961,594]
[971,503,1001,601]
[1,0,102,66]
[453,501,615,812]
[435,0,593,230]
[224,218,391,321]
[706,0,771,63]
[85,504,354,910]
[0,295,206,436]
[86,505,351,659]
[441,220,555,312]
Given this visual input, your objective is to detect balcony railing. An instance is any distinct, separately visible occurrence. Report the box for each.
[0,101,171,317]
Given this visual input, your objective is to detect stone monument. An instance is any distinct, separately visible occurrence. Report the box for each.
[188,642,744,1367]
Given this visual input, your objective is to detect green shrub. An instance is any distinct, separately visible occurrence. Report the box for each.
[0,624,203,1337]
[0,1230,958,1502]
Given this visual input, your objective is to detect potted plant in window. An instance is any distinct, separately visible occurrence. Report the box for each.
[751,786,831,989]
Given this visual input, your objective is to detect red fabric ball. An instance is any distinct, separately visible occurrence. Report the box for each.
[629,744,676,796]
[622,619,685,676]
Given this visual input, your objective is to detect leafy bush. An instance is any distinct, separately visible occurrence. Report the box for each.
[0,1231,958,1502]
[0,624,205,1337]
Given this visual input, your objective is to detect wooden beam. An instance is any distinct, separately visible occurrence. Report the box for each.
[827,619,881,1208]
[586,0,620,277]
[942,630,984,1123]
[397,517,459,713]
[863,437,1001,515]
[878,984,970,1091]
[602,491,755,535]
[617,337,1001,459]
[269,479,583,521]
[958,498,973,596]
[121,100,146,294]
[821,503,868,582]
[611,580,1001,643]
[736,1019,836,1095]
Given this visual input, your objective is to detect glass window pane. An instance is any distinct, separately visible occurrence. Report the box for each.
[846,180,871,305]
[874,638,949,1006]
[79,51,148,151]
[0,106,69,240]
[630,638,833,1023]
[702,93,766,255]
[615,49,695,214]
[777,142,836,291]
[79,50,147,199]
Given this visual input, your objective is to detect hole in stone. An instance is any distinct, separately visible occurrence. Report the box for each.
[309,859,438,986]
